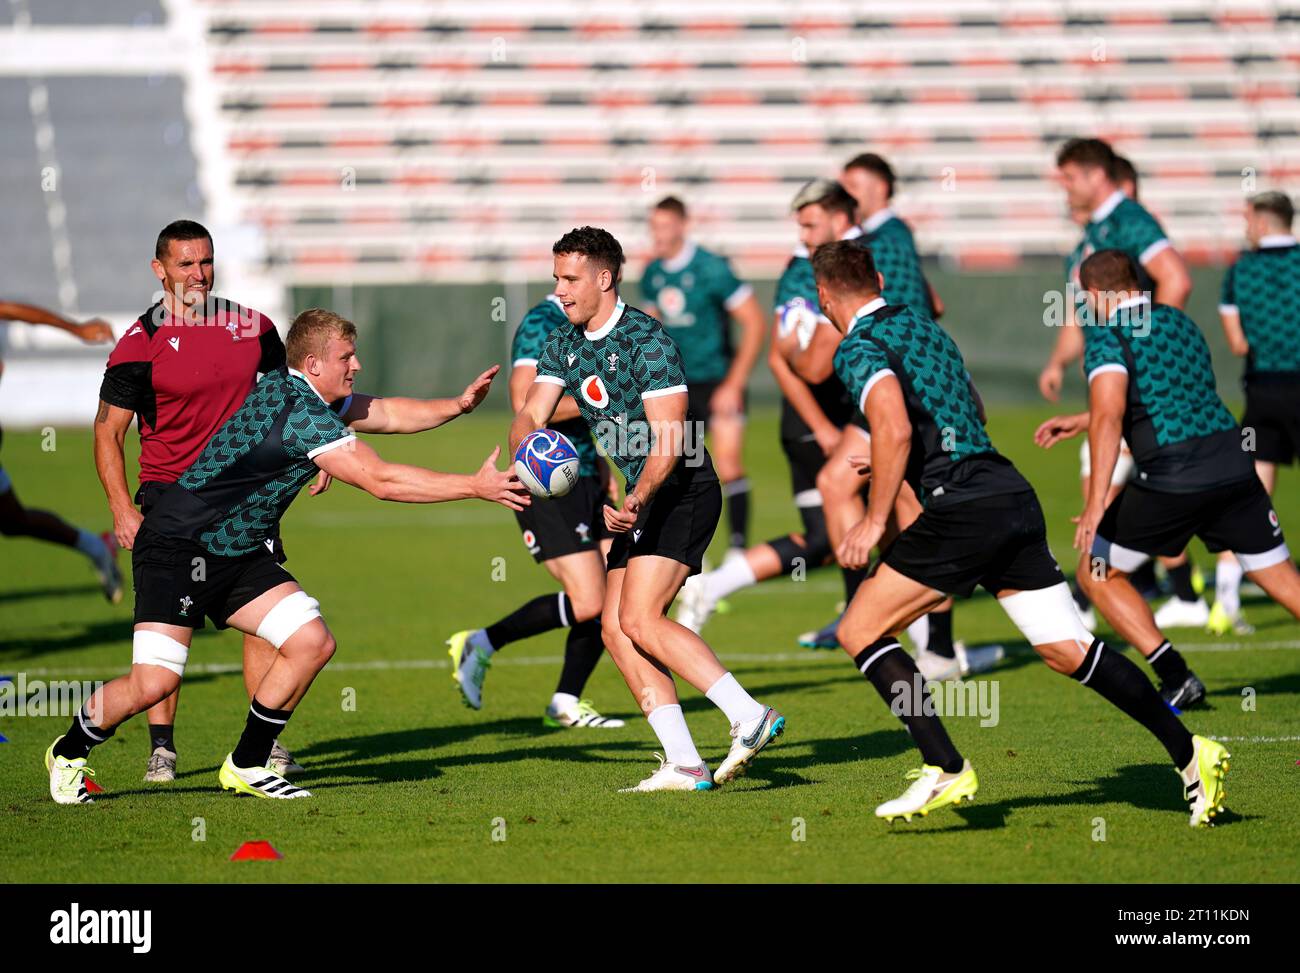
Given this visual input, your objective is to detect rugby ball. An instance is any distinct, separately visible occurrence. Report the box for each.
[514,429,580,498]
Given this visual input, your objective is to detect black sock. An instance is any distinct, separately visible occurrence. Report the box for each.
[1166,561,1197,602]
[1130,560,1158,598]
[1147,640,1190,685]
[842,566,868,602]
[724,478,751,549]
[485,593,571,649]
[768,535,808,575]
[1072,580,1091,611]
[927,608,955,658]
[853,638,964,774]
[53,705,115,761]
[1072,639,1194,768]
[232,698,293,770]
[149,723,175,753]
[555,619,604,697]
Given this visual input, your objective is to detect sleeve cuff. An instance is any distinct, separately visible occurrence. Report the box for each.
[512,358,538,368]
[1218,304,1238,315]
[859,369,896,412]
[307,434,356,460]
[1138,239,1171,265]
[642,384,688,400]
[534,375,566,386]
[1087,363,1128,383]
[724,283,754,310]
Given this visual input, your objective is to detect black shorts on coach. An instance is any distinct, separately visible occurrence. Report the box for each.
[1094,477,1286,569]
[606,462,722,576]
[132,525,294,630]
[514,474,611,563]
[1242,378,1300,465]
[882,490,1064,598]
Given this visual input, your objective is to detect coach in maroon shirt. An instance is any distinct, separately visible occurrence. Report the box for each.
[94,220,298,783]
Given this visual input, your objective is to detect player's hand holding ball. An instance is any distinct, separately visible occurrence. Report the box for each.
[474,446,531,511]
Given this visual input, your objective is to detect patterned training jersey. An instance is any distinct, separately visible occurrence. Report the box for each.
[833,300,1030,507]
[511,296,602,478]
[1219,238,1300,377]
[863,211,932,315]
[773,253,855,440]
[535,301,713,489]
[1083,300,1253,492]
[144,368,354,556]
[640,242,751,384]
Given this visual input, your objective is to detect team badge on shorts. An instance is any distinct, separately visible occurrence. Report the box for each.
[581,375,611,409]
[522,529,541,555]
[178,595,193,617]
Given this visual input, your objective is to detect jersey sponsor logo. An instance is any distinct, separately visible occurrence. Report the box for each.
[656,285,688,321]
[167,336,181,352]
[1269,509,1280,531]
[522,529,540,554]
[581,375,611,409]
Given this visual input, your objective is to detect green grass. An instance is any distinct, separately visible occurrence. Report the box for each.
[2,407,1298,883]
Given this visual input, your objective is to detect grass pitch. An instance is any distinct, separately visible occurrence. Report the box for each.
[2,407,1298,883]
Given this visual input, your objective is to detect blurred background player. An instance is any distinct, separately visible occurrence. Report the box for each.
[641,196,766,555]
[675,180,858,640]
[1211,190,1300,635]
[1039,140,1202,629]
[445,292,623,728]
[95,220,294,782]
[0,300,120,602]
[512,227,784,792]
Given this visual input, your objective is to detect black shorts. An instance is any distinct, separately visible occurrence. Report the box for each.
[883,491,1064,598]
[136,481,288,564]
[688,381,747,428]
[1094,478,1288,572]
[1242,379,1300,465]
[782,435,826,502]
[132,526,294,630]
[514,474,611,563]
[606,466,721,576]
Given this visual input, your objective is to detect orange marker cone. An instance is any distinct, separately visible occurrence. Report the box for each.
[230,840,283,862]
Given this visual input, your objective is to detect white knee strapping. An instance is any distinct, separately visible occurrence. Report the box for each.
[133,630,190,676]
[998,583,1094,648]
[256,590,322,649]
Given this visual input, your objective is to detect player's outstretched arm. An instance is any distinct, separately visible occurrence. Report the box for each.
[789,322,840,385]
[341,365,499,434]
[838,376,910,569]
[1034,411,1090,449]
[313,438,530,510]
[0,300,112,343]
[1076,372,1127,552]
[93,400,144,549]
[508,380,564,456]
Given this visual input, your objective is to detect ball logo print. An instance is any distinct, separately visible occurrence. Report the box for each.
[513,429,580,498]
[581,375,611,409]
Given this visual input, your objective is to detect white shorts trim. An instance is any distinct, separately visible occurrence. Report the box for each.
[794,488,823,509]
[255,590,322,649]
[1236,542,1291,572]
[132,630,190,677]
[1091,534,1152,573]
[997,583,1094,648]
[849,423,871,442]
[307,434,356,460]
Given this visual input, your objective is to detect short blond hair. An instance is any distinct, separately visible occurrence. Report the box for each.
[286,308,357,367]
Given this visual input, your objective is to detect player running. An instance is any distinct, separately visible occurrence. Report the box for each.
[446,293,623,729]
[816,240,1229,828]
[511,227,784,792]
[0,300,120,601]
[94,220,302,783]
[1210,191,1300,635]
[641,196,766,554]
[1038,249,1300,709]
[44,308,528,804]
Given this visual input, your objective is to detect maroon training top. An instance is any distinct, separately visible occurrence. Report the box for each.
[99,299,285,484]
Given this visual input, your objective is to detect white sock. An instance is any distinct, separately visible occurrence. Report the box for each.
[705,556,757,600]
[550,692,578,714]
[646,704,702,767]
[906,614,930,653]
[472,628,496,656]
[1216,558,1244,616]
[705,672,765,729]
[74,529,108,567]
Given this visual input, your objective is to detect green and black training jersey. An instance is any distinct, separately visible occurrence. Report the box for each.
[640,242,751,384]
[1072,192,1171,328]
[1084,299,1253,492]
[1219,236,1300,378]
[535,300,712,489]
[511,295,601,478]
[833,299,1030,508]
[862,209,932,315]
[144,368,354,556]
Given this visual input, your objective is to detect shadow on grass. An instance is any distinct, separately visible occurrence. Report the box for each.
[1208,671,1300,698]
[0,583,101,604]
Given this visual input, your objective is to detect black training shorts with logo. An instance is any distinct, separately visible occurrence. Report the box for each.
[606,461,722,576]
[514,475,611,563]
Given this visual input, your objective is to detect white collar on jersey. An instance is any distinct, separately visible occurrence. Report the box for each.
[584,299,626,342]
[861,207,897,235]
[287,366,330,404]
[1259,234,1297,249]
[790,223,862,259]
[1108,295,1152,322]
[1090,189,1126,224]
[660,239,697,274]
[846,297,889,334]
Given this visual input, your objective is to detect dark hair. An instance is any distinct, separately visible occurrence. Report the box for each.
[791,179,858,222]
[552,226,626,276]
[1079,249,1140,291]
[843,152,896,199]
[1056,137,1117,178]
[1251,190,1294,228]
[811,240,880,296]
[1112,154,1139,195]
[155,219,213,261]
[654,196,688,220]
